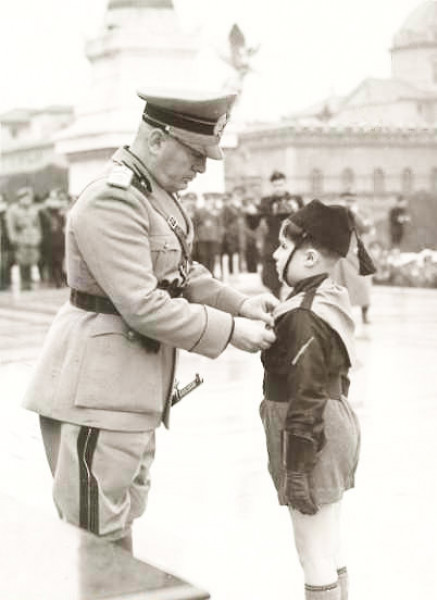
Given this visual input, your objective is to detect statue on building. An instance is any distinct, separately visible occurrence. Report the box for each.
[220,23,259,95]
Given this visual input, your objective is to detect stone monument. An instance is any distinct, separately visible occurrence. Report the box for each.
[56,0,202,195]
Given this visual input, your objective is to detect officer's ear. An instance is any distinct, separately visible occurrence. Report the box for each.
[148,128,167,156]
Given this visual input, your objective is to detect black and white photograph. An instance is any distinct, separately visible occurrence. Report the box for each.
[1,1,436,599]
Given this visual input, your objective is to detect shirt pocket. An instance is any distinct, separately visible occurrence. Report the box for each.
[149,234,181,279]
[74,315,163,414]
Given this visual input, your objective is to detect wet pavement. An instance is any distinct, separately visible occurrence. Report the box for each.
[1,276,436,599]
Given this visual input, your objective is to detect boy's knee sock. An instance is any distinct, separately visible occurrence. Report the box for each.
[337,567,348,600]
[305,582,340,599]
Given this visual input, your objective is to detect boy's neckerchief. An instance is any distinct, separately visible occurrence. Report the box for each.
[273,276,356,367]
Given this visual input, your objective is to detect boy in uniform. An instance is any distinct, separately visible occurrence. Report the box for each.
[260,199,375,599]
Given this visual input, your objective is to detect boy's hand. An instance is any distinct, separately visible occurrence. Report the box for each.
[239,293,279,328]
[280,472,318,515]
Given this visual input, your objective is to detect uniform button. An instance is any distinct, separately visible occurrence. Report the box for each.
[163,241,169,249]
[127,330,136,341]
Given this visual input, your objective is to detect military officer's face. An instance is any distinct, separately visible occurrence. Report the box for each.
[155,134,207,193]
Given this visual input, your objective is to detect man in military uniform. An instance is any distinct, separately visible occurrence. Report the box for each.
[258,171,302,297]
[23,89,277,551]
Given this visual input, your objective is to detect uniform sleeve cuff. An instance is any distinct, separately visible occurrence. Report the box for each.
[189,308,235,358]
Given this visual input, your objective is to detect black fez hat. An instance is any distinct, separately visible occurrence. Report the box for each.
[288,199,376,276]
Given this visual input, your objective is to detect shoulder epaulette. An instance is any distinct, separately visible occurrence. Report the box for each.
[107,164,134,189]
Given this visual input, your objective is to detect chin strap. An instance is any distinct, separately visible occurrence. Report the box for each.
[282,233,307,286]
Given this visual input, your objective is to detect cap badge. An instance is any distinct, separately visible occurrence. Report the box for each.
[213,113,228,138]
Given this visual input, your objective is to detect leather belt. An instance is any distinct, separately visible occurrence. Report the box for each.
[69,288,160,353]
[70,289,119,315]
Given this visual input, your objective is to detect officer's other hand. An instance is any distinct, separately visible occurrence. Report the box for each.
[280,471,318,515]
[230,317,276,353]
[239,293,279,328]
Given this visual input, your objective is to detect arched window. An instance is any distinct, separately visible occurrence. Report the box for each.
[373,168,385,195]
[310,169,323,196]
[341,168,355,193]
[431,168,437,194]
[401,168,414,195]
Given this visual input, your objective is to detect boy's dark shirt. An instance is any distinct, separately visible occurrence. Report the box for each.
[261,273,352,454]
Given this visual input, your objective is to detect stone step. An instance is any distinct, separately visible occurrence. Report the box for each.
[1,493,210,600]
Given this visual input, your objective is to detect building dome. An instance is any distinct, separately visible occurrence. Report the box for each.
[108,0,173,9]
[392,1,437,50]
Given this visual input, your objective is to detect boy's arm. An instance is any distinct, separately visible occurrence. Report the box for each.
[280,310,331,513]
[283,310,330,462]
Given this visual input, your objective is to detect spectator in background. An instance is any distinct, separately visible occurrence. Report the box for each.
[389,195,411,250]
[221,191,241,276]
[230,186,249,273]
[258,170,302,297]
[332,193,375,324]
[0,195,14,291]
[193,193,223,275]
[39,189,67,288]
[241,195,261,273]
[6,187,42,291]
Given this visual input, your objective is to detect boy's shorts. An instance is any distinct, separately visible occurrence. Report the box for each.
[40,416,155,541]
[260,396,361,506]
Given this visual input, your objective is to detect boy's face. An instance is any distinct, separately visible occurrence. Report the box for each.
[273,234,303,285]
[273,233,327,286]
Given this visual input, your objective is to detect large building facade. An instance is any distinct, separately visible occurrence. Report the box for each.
[226,1,437,226]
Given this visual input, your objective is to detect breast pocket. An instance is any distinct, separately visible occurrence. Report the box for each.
[149,234,181,279]
[74,315,163,414]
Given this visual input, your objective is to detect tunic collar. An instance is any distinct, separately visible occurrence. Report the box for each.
[111,146,193,240]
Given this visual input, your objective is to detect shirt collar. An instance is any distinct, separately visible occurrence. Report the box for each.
[288,273,329,298]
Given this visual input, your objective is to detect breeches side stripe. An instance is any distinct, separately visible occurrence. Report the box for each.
[77,427,100,534]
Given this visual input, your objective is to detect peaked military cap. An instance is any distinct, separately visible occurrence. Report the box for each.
[137,88,237,160]
[287,199,376,275]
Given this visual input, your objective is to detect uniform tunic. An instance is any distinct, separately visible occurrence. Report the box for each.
[260,273,361,506]
[23,146,248,432]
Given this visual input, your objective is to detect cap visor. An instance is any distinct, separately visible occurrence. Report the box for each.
[204,144,224,160]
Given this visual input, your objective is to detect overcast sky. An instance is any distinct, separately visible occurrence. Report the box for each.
[0,0,427,119]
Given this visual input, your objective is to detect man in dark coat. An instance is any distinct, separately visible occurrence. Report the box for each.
[0,195,14,290]
[388,195,411,249]
[258,171,302,297]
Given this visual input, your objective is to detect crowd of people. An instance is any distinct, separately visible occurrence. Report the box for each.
[0,175,415,306]
[180,171,305,288]
[0,187,71,291]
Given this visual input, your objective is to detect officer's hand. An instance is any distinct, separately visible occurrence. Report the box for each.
[239,293,279,328]
[230,317,276,353]
[280,472,318,515]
